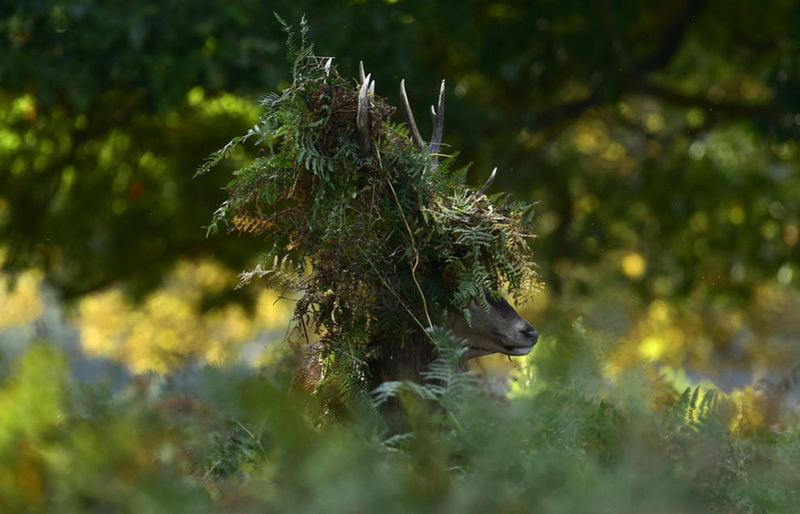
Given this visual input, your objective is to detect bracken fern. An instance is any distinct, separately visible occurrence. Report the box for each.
[199,17,541,395]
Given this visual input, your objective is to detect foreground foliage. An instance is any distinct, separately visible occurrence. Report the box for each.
[2,326,799,513]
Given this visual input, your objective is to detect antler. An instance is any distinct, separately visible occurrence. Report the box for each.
[479,167,498,194]
[428,80,445,159]
[357,62,375,159]
[360,66,500,190]
[399,79,446,174]
[399,80,425,151]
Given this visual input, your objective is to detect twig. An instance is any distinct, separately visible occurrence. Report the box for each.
[376,150,433,330]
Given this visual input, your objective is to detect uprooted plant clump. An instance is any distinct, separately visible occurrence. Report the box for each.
[197,17,542,395]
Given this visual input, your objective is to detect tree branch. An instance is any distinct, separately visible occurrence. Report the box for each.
[529,94,601,132]
[638,0,712,73]
[640,80,768,117]
[527,0,713,132]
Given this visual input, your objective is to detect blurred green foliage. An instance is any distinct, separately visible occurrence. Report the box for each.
[1,328,799,512]
[3,1,800,510]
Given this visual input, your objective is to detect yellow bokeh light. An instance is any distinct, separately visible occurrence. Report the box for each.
[621,252,646,279]
[648,300,673,323]
[187,86,205,107]
[12,95,37,121]
[0,268,44,329]
[638,336,666,361]
[77,259,295,373]
[645,112,665,133]
[729,205,745,225]
[256,289,296,328]
[575,130,600,153]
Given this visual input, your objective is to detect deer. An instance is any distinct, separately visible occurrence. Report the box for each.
[298,62,539,393]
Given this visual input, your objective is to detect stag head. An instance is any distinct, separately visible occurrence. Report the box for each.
[357,63,538,364]
[451,296,538,362]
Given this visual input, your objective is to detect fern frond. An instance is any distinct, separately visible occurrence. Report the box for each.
[372,327,479,419]
[232,215,270,236]
[195,130,258,177]
[237,255,304,291]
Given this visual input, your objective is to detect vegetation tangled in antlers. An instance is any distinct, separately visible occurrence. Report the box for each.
[198,17,542,393]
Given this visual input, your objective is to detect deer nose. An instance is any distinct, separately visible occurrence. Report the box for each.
[521,325,538,344]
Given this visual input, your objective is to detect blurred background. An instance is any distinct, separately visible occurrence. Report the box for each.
[2,0,799,389]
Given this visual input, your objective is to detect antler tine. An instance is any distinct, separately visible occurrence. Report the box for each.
[359,61,375,95]
[324,57,333,77]
[429,80,446,153]
[399,79,425,151]
[429,80,446,173]
[357,73,374,159]
[479,167,498,194]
